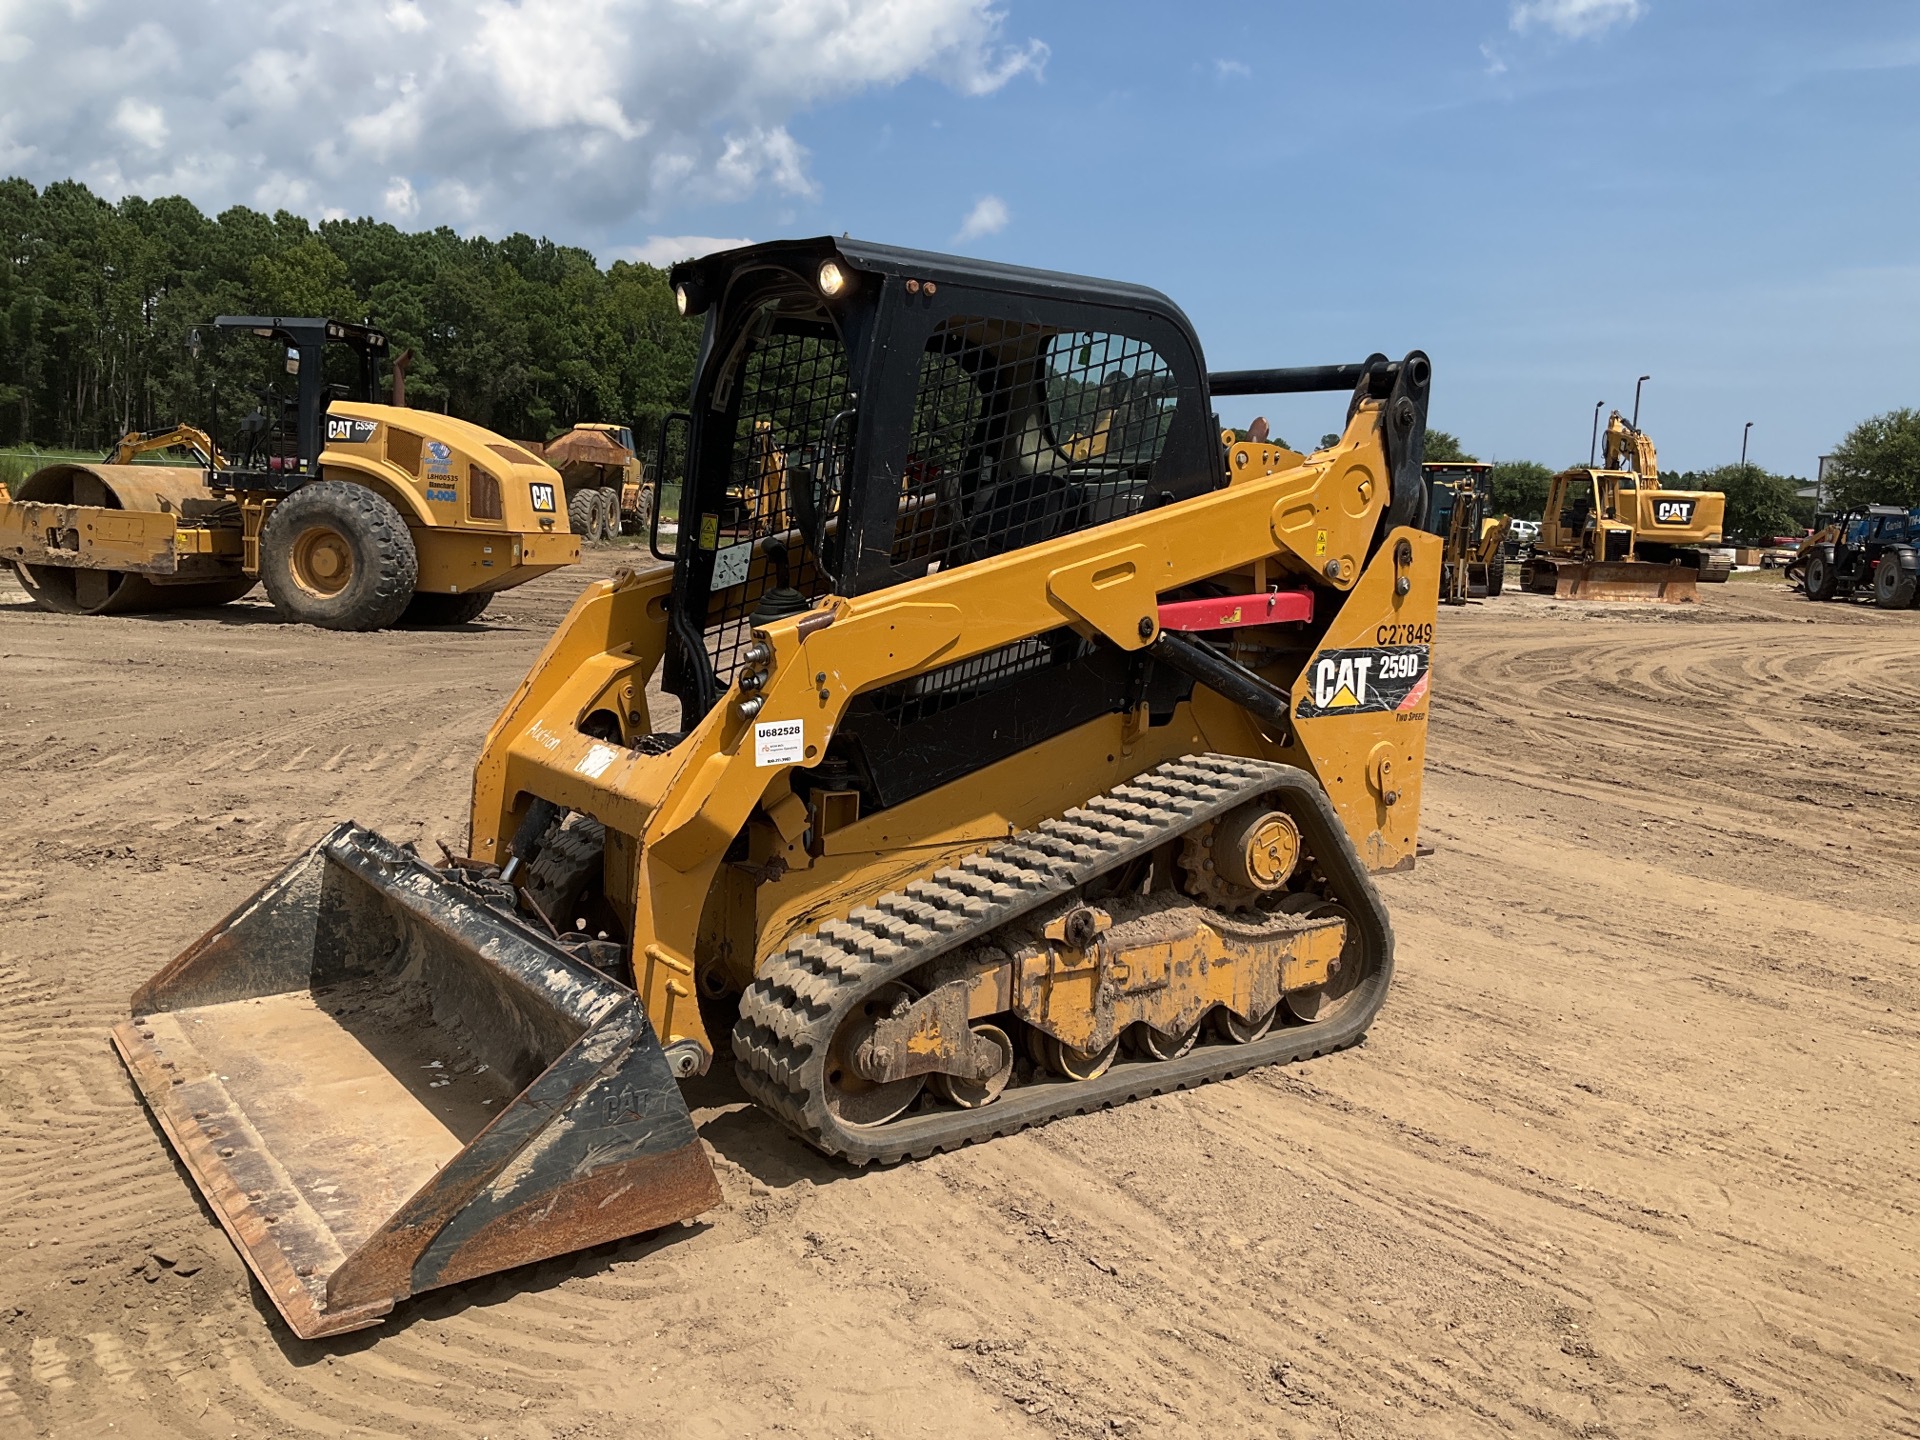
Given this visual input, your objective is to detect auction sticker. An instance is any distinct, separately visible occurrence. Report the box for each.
[754,718,805,766]
[1296,646,1429,719]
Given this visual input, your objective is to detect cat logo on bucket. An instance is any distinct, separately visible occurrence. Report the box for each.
[1652,498,1697,526]
[1296,646,1430,719]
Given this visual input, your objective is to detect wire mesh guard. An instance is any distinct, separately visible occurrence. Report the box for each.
[703,315,852,682]
[892,320,1177,575]
[875,320,1178,721]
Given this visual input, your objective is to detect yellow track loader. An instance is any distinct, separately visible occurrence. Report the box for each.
[0,318,579,628]
[1522,411,1729,601]
[112,240,1441,1338]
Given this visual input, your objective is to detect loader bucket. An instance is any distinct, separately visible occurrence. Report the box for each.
[110,823,719,1340]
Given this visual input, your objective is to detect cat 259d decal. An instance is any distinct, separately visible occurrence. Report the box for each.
[1296,646,1430,718]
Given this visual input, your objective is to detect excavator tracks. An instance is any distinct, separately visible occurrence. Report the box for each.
[732,754,1396,1164]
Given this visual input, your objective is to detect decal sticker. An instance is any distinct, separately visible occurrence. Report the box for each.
[426,484,458,504]
[576,743,619,779]
[754,718,805,767]
[529,482,557,513]
[1652,498,1697,526]
[711,540,753,592]
[1315,528,1328,557]
[424,439,454,477]
[325,416,379,445]
[1296,645,1430,719]
[699,513,721,551]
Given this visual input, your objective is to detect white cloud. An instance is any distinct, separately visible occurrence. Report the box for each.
[0,0,1046,238]
[1215,58,1251,80]
[955,194,1008,242]
[1510,0,1645,40]
[112,98,166,149]
[613,235,754,267]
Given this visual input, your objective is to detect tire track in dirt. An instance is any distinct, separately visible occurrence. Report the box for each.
[4,563,1918,1438]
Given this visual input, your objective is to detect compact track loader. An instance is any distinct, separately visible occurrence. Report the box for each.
[113,239,1441,1338]
[0,318,579,628]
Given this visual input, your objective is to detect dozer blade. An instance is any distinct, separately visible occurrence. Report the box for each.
[110,823,719,1340]
[1530,558,1699,602]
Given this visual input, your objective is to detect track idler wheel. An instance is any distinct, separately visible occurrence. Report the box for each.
[1281,898,1367,1024]
[1211,1003,1278,1045]
[929,1023,1015,1109]
[826,982,926,1126]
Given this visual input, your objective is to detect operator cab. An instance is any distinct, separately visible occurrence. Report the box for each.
[206,317,390,488]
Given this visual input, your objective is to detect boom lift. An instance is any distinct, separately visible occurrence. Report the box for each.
[0,317,579,628]
[111,240,1442,1338]
[1523,410,1729,601]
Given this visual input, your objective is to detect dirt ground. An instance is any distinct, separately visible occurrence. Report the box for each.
[1,553,1915,1440]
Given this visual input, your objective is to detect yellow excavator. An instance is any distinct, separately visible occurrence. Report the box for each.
[0,318,579,627]
[111,240,1441,1338]
[1523,410,1729,601]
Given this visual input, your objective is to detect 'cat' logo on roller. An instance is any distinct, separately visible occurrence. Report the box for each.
[1296,646,1429,719]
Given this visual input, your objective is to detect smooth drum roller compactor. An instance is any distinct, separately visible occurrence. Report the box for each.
[112,240,1442,1337]
[0,317,580,628]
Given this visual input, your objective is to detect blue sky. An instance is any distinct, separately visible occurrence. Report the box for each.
[655,1,1920,476]
[4,0,1914,475]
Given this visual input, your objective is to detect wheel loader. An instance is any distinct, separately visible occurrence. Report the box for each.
[110,239,1441,1339]
[0,317,580,628]
[1522,410,1729,601]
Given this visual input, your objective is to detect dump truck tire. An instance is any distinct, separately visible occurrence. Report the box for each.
[599,487,623,539]
[1804,553,1837,601]
[1485,555,1506,596]
[399,590,494,626]
[260,482,419,631]
[568,489,599,540]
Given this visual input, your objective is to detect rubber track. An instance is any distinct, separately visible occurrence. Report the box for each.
[732,753,1394,1164]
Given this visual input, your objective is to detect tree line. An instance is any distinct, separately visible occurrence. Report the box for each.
[1427,415,1920,540]
[0,178,702,458]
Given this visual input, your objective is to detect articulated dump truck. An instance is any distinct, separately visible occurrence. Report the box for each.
[112,239,1442,1338]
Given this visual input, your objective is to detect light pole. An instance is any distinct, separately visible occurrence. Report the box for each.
[1590,400,1605,466]
[1631,375,1650,431]
[1741,421,1752,470]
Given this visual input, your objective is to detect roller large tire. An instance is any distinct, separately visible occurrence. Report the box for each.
[1804,553,1837,602]
[1875,558,1917,610]
[568,489,599,540]
[259,482,418,631]
[398,590,494,627]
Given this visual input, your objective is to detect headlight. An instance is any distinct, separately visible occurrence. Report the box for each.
[818,260,848,298]
[674,283,691,316]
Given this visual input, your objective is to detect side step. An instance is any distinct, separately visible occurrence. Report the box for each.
[111,823,718,1339]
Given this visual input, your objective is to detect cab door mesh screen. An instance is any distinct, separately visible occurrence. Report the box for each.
[702,321,851,684]
[891,320,1177,577]
[877,319,1177,718]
